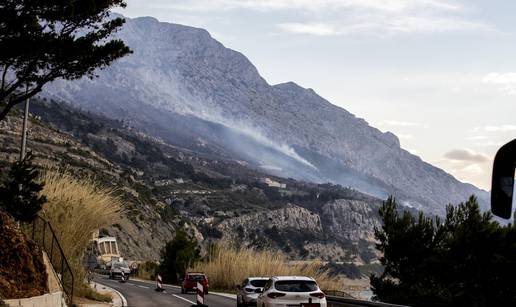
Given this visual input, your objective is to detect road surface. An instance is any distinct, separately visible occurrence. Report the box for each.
[95,275,236,307]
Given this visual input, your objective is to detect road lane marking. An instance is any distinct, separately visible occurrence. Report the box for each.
[138,285,150,289]
[172,294,196,305]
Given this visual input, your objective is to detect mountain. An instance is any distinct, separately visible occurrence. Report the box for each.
[0,100,386,274]
[43,14,488,215]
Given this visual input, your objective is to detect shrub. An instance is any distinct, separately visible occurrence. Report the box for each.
[136,261,159,280]
[159,230,201,283]
[192,242,343,292]
[39,170,121,297]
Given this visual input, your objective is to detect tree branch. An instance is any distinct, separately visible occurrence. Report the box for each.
[0,79,48,121]
[1,63,11,91]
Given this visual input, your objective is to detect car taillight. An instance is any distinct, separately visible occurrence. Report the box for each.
[267,292,286,299]
[310,292,325,299]
[245,288,254,292]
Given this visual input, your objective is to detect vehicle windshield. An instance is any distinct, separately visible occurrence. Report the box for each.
[250,279,268,287]
[274,280,318,292]
[188,274,206,281]
[113,261,128,269]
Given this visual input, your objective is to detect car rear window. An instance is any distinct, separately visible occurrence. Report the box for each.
[250,280,268,287]
[188,275,206,281]
[274,280,318,292]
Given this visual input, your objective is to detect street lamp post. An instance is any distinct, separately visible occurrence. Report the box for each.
[19,97,30,161]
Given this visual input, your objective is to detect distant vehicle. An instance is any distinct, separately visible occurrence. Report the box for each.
[93,235,121,263]
[109,260,131,280]
[256,276,326,307]
[237,277,269,307]
[181,272,209,294]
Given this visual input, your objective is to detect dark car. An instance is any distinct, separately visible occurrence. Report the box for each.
[181,272,209,294]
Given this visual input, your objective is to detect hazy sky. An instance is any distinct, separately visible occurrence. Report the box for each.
[115,0,516,190]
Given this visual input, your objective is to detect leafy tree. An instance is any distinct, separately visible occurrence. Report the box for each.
[371,196,516,307]
[0,0,132,121]
[159,229,201,283]
[0,152,47,222]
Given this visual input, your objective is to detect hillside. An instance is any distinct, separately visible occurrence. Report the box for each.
[0,99,384,269]
[43,14,489,216]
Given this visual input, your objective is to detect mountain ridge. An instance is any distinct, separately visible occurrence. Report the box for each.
[43,14,488,215]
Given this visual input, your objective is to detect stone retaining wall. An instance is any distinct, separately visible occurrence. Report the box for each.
[4,291,66,307]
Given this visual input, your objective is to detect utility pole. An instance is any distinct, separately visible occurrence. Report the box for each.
[19,97,30,161]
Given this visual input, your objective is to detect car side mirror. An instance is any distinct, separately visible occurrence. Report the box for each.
[491,139,516,219]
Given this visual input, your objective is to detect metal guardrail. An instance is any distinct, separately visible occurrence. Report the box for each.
[326,296,411,307]
[29,216,74,305]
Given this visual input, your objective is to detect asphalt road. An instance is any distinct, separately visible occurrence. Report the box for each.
[95,275,236,307]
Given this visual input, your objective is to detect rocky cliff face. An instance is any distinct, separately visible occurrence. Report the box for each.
[321,200,380,243]
[44,14,488,216]
[202,201,381,264]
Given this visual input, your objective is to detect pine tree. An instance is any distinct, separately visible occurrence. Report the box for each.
[0,152,46,222]
[0,0,132,121]
[371,196,516,307]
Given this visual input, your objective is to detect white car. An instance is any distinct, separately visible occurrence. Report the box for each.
[237,277,269,306]
[256,276,327,307]
[109,260,131,280]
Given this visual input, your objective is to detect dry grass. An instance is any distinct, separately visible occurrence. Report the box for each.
[192,243,343,292]
[39,170,121,297]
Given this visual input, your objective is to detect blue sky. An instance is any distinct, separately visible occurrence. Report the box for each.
[115,0,516,189]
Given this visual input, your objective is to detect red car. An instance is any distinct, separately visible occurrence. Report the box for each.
[181,272,209,294]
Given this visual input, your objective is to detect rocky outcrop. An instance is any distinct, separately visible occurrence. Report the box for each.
[321,199,380,242]
[211,202,380,264]
[0,211,48,299]
[217,204,323,236]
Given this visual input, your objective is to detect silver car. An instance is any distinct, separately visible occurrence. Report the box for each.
[237,277,269,307]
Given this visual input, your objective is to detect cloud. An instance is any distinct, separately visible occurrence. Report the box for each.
[460,164,485,176]
[476,141,506,147]
[156,0,492,35]
[466,135,488,140]
[382,120,421,127]
[472,125,516,133]
[281,16,491,36]
[443,149,490,163]
[482,73,516,95]
[397,134,414,140]
[277,23,341,36]
[160,0,462,12]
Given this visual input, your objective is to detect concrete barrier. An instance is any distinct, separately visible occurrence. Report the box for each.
[4,291,66,307]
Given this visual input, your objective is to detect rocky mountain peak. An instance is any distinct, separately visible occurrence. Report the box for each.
[43,14,489,216]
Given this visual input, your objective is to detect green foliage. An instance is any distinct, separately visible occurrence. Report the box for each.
[371,196,516,307]
[0,0,131,120]
[159,230,201,283]
[0,153,46,222]
[136,261,159,281]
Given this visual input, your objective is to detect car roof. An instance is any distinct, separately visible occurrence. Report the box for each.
[248,277,269,280]
[271,276,316,281]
